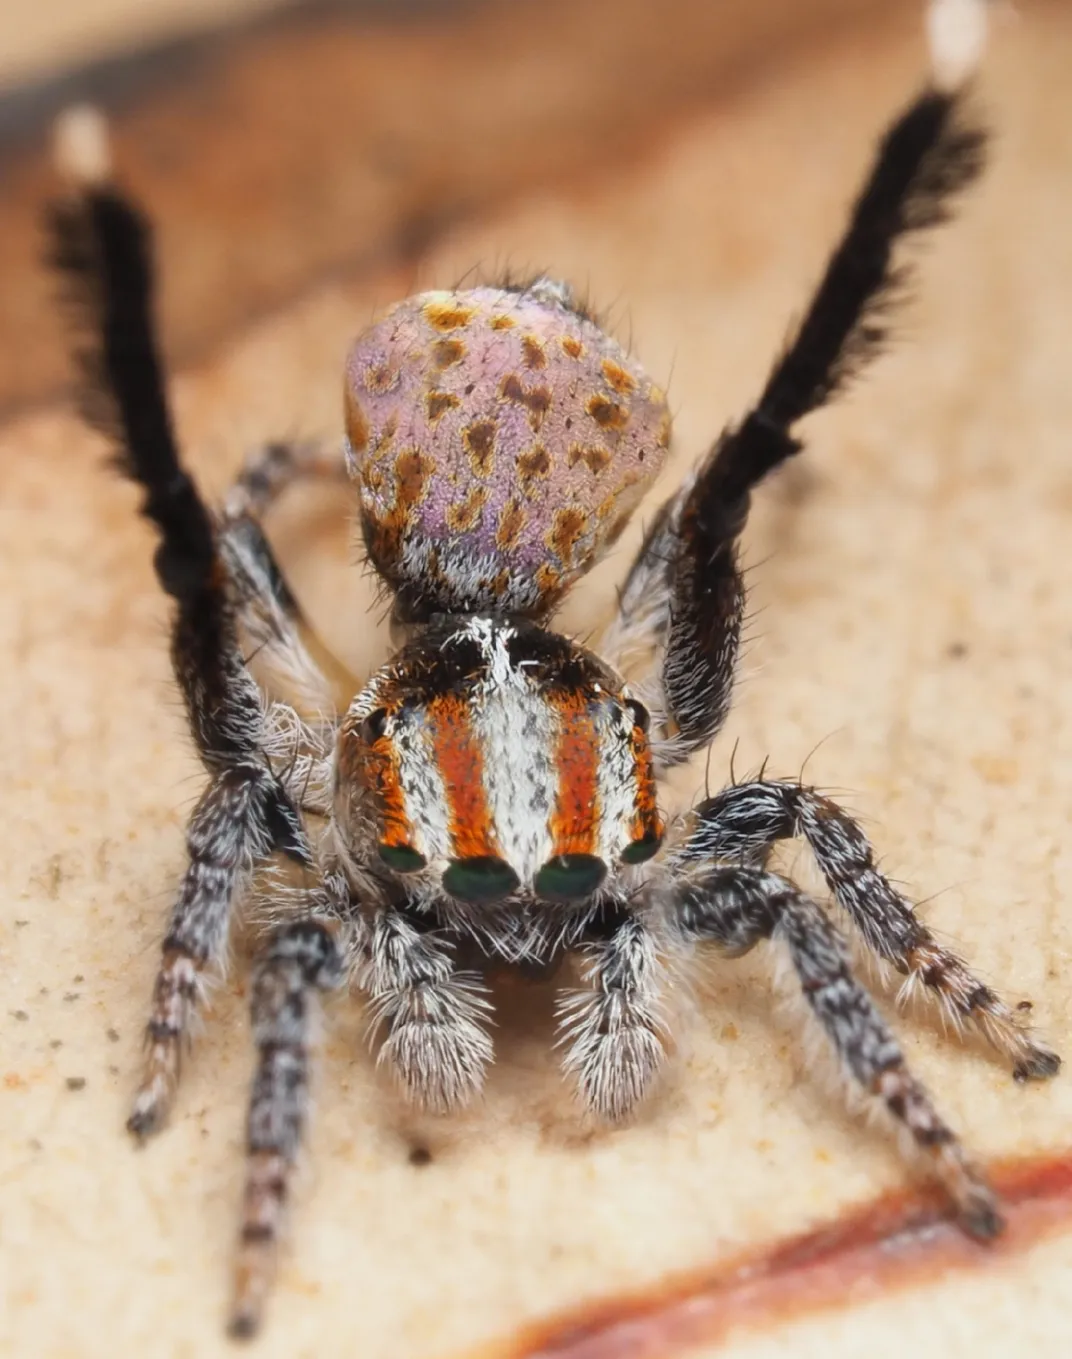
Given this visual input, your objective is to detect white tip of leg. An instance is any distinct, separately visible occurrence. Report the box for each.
[53,104,112,186]
[926,0,990,91]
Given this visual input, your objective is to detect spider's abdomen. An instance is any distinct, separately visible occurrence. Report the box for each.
[344,281,670,619]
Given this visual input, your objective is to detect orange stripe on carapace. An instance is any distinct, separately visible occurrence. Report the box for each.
[549,690,601,856]
[345,713,414,851]
[630,722,663,844]
[428,694,498,859]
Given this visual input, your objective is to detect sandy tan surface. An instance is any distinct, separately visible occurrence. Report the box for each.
[2,3,1072,1357]
[0,0,282,86]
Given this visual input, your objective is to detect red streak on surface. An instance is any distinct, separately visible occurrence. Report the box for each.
[474,1152,1072,1359]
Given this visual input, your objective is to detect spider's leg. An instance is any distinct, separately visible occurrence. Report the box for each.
[682,780,1060,1081]
[556,904,669,1121]
[231,914,345,1340]
[223,438,350,523]
[220,442,353,716]
[220,511,337,721]
[219,440,365,759]
[672,861,1001,1238]
[218,513,339,816]
[604,68,987,768]
[131,764,311,1135]
[361,905,494,1112]
[48,130,314,1135]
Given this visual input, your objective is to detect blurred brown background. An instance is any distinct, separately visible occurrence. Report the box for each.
[2,3,1071,1358]
[0,0,887,417]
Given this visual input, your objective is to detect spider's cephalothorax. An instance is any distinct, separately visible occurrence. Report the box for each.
[47,0,1060,1338]
[335,613,663,958]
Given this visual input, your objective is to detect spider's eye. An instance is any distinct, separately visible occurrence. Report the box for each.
[443,856,520,903]
[626,699,650,734]
[621,832,662,865]
[378,843,426,873]
[362,707,389,744]
[535,853,607,902]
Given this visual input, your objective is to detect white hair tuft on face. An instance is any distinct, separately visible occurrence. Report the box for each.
[926,0,990,92]
[53,103,112,186]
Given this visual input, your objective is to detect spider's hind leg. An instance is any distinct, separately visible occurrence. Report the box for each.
[223,438,350,524]
[683,780,1061,1082]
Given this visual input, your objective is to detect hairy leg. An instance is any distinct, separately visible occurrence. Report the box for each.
[219,513,338,815]
[556,906,669,1121]
[673,863,1001,1238]
[48,138,314,1135]
[220,440,354,719]
[220,511,337,721]
[129,766,305,1135]
[223,438,349,523]
[681,780,1060,1080]
[231,916,344,1339]
[605,62,987,769]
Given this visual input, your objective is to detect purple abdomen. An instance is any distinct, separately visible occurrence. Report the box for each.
[344,281,671,619]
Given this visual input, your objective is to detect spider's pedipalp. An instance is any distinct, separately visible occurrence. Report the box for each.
[673,864,1002,1239]
[557,905,670,1122]
[679,779,1061,1082]
[361,906,494,1112]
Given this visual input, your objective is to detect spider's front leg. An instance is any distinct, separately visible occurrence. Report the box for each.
[670,859,1002,1238]
[685,780,1060,1081]
[231,910,345,1339]
[130,762,308,1135]
[48,131,318,1135]
[556,905,670,1121]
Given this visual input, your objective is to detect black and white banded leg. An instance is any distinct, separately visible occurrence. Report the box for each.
[674,864,1002,1237]
[230,917,344,1339]
[360,907,494,1112]
[220,510,336,721]
[683,780,1061,1081]
[557,908,670,1122]
[223,438,350,524]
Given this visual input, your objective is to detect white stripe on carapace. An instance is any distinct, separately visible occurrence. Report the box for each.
[453,617,556,886]
[391,704,453,863]
[595,698,637,863]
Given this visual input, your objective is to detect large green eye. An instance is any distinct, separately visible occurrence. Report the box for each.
[535,854,607,902]
[443,856,520,903]
[621,832,662,865]
[378,843,427,873]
